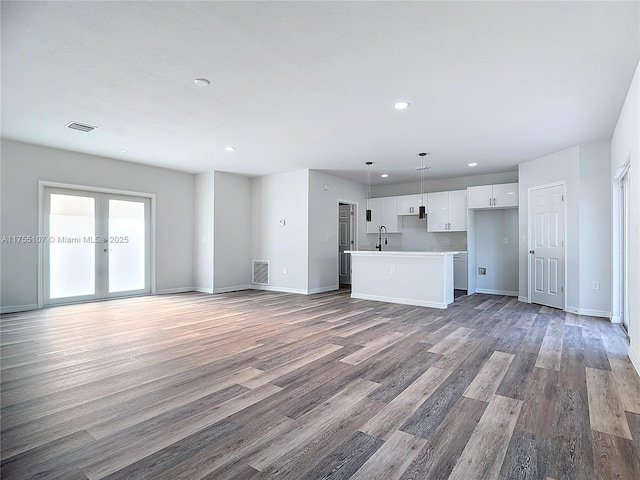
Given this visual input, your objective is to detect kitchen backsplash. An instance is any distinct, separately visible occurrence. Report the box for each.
[366,215,467,251]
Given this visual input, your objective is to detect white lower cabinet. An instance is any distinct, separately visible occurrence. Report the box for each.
[453,253,468,290]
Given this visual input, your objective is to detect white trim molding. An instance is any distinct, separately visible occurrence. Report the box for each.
[629,346,640,378]
[565,305,611,319]
[251,285,309,295]
[213,285,253,294]
[193,287,214,294]
[308,285,339,294]
[155,287,195,295]
[475,289,519,297]
[350,292,449,309]
[518,296,529,303]
[1,304,39,314]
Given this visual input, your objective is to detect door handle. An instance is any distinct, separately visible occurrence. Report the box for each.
[104,248,113,252]
[529,250,535,254]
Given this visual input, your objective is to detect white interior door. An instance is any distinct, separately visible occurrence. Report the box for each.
[44,187,151,305]
[529,184,565,309]
[339,203,354,285]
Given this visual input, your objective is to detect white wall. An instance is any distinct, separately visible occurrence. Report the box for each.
[611,60,640,373]
[193,172,214,293]
[579,142,612,315]
[474,209,519,295]
[0,139,195,311]
[518,142,612,317]
[213,171,252,292]
[308,170,368,293]
[251,169,309,293]
[371,171,518,197]
[518,146,580,307]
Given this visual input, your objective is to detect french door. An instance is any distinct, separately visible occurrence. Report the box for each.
[43,187,151,305]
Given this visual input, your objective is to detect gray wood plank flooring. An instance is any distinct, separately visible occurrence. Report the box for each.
[2,289,639,479]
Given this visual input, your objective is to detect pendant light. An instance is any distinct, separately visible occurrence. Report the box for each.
[365,161,373,222]
[418,153,427,219]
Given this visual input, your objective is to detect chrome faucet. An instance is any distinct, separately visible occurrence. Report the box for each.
[376,225,388,251]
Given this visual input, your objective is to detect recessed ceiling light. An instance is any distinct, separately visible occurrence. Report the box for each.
[116,148,128,153]
[394,102,410,110]
[194,78,211,87]
[381,174,389,178]
[468,162,478,167]
[225,145,236,152]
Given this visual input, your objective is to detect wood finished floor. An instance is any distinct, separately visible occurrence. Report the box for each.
[1,289,640,479]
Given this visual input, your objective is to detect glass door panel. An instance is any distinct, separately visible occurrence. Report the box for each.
[44,188,151,305]
[45,189,101,303]
[106,197,150,295]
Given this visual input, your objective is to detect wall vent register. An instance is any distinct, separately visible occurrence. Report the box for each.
[253,260,270,285]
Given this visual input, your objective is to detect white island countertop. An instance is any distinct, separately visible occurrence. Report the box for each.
[346,250,457,309]
[346,250,461,256]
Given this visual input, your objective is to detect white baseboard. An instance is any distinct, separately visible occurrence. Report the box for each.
[565,305,611,319]
[610,315,622,324]
[308,285,339,294]
[350,292,448,309]
[0,303,39,314]
[251,285,309,295]
[629,346,640,378]
[518,296,529,303]
[475,289,518,297]
[213,285,253,294]
[155,287,195,295]
[578,308,612,319]
[193,287,214,294]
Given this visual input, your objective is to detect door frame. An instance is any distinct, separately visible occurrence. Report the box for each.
[337,199,359,287]
[526,180,567,308]
[38,181,157,308]
[612,161,631,327]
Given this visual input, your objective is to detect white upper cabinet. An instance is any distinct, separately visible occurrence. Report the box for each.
[468,183,519,209]
[447,190,468,230]
[366,196,401,233]
[398,194,426,215]
[492,183,519,208]
[427,190,467,232]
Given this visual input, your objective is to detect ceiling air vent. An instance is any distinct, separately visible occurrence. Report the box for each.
[66,122,97,132]
[253,260,269,285]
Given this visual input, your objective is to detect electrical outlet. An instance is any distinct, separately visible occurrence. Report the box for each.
[391,267,396,275]
[283,267,287,274]
[592,281,600,290]
[445,237,449,244]
[478,267,487,275]
[503,237,508,244]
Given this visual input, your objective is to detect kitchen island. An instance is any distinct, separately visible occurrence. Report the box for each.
[346,251,459,309]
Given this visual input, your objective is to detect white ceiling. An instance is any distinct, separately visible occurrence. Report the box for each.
[1,1,638,185]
